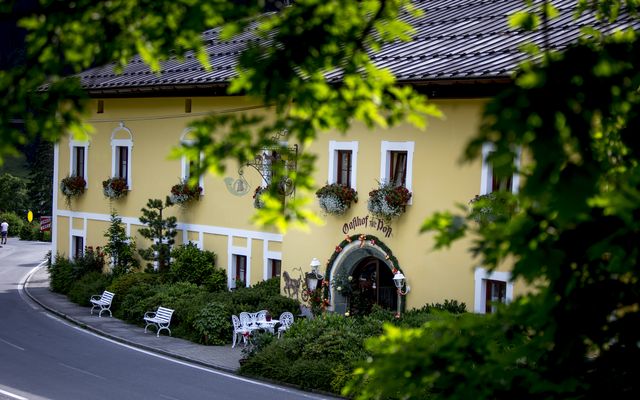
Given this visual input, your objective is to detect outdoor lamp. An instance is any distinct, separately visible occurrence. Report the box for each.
[306,258,324,291]
[393,272,410,296]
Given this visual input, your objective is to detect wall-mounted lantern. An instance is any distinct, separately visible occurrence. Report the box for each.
[393,271,410,317]
[306,257,324,292]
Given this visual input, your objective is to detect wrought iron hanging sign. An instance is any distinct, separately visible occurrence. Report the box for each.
[241,129,298,197]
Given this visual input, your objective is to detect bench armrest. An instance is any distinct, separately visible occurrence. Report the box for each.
[144,312,156,318]
[91,295,101,300]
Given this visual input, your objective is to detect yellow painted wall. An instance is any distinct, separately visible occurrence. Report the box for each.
[54,95,522,312]
[56,216,70,257]
[251,239,264,284]
[281,99,507,310]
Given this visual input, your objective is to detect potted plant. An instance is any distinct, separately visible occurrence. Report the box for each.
[60,175,87,204]
[169,180,203,205]
[367,182,412,221]
[253,186,267,209]
[102,177,129,199]
[315,183,358,215]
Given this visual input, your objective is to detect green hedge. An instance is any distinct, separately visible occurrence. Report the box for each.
[103,272,299,345]
[239,306,462,395]
[0,211,24,237]
[67,272,113,306]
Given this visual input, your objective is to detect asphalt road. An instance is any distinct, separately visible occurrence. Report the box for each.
[0,240,332,400]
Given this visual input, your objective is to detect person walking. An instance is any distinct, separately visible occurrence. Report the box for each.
[1,220,9,245]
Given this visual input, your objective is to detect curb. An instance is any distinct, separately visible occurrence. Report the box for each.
[22,265,237,374]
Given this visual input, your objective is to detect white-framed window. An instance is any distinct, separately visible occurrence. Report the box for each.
[72,235,84,260]
[180,129,205,193]
[69,140,89,186]
[232,254,247,289]
[474,267,514,314]
[267,258,282,279]
[328,141,358,189]
[480,143,521,195]
[111,122,133,189]
[380,141,414,202]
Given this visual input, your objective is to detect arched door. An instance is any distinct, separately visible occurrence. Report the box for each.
[349,257,397,315]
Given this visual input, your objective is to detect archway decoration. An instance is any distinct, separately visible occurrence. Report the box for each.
[321,233,404,307]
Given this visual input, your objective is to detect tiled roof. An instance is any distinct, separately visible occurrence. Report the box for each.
[78,0,638,92]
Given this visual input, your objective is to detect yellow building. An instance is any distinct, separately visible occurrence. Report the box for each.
[53,1,595,314]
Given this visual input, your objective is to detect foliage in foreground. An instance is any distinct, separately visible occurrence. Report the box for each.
[353,28,640,400]
[240,306,465,395]
[1,0,441,232]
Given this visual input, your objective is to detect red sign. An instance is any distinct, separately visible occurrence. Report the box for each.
[40,216,52,232]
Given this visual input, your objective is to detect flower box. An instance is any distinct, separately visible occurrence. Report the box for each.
[367,182,412,221]
[169,180,203,205]
[102,177,129,199]
[316,183,358,215]
[60,175,86,202]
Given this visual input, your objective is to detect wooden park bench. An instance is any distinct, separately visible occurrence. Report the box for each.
[143,306,174,337]
[90,290,115,317]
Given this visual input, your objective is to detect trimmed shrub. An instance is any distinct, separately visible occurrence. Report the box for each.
[240,314,380,392]
[108,273,161,300]
[130,282,212,339]
[116,283,157,323]
[192,302,234,345]
[240,304,463,395]
[429,299,467,314]
[170,243,219,286]
[19,222,40,240]
[203,268,227,292]
[67,272,113,306]
[49,255,75,294]
[74,247,106,276]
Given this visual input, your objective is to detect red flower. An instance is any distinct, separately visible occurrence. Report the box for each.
[392,268,398,274]
[335,245,342,253]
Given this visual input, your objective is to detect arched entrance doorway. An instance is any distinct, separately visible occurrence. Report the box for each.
[326,234,403,315]
[349,256,397,315]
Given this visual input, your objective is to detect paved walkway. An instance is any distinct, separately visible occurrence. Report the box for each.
[24,265,242,372]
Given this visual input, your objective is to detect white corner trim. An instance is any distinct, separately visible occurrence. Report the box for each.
[327,141,359,190]
[52,143,60,256]
[473,267,514,314]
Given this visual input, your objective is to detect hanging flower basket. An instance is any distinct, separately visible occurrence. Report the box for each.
[102,177,128,199]
[253,186,267,209]
[60,175,86,203]
[367,182,412,221]
[169,180,203,205]
[316,183,358,215]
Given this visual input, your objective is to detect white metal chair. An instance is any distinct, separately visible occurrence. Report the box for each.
[239,312,260,333]
[231,315,252,348]
[256,310,268,322]
[277,312,294,338]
